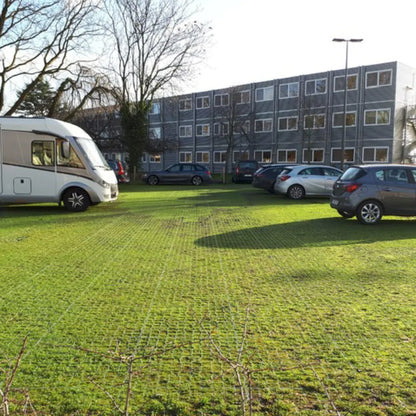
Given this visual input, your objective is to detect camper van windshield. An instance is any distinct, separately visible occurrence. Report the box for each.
[75,137,110,169]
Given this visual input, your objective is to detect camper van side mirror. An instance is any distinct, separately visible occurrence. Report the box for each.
[62,141,70,158]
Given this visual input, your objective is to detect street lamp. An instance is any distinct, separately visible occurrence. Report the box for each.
[332,38,363,170]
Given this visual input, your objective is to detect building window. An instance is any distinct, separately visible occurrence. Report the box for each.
[364,109,390,125]
[150,102,160,114]
[333,112,356,127]
[303,148,324,163]
[363,147,388,162]
[331,148,355,163]
[277,149,297,163]
[254,150,272,163]
[235,90,250,104]
[214,93,229,107]
[255,118,273,132]
[214,151,227,163]
[149,127,161,139]
[255,86,274,102]
[279,82,299,98]
[196,124,210,136]
[366,69,392,88]
[196,96,210,109]
[233,150,249,162]
[213,122,229,136]
[334,74,358,91]
[150,154,161,163]
[278,116,298,131]
[179,98,192,111]
[179,125,192,137]
[179,152,192,163]
[304,114,325,129]
[305,78,327,95]
[196,151,210,163]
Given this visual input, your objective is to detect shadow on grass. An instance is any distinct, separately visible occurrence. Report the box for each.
[0,204,66,217]
[195,216,416,249]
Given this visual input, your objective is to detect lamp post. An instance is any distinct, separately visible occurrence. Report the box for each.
[332,38,363,170]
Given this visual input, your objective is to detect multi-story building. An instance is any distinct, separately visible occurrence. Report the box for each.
[83,61,415,172]
[140,61,416,173]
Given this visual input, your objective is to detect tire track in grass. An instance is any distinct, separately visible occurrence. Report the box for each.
[247,226,410,413]
[195,211,350,411]
[20,213,164,402]
[1,215,127,350]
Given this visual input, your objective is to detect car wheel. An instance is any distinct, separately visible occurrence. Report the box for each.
[62,188,90,212]
[288,184,305,200]
[357,200,383,225]
[337,209,355,219]
[191,175,202,186]
[147,175,159,185]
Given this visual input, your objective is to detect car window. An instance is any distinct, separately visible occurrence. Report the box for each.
[340,167,366,181]
[168,164,181,173]
[182,164,194,172]
[299,167,321,175]
[410,169,416,182]
[323,168,341,177]
[375,169,385,181]
[385,168,409,183]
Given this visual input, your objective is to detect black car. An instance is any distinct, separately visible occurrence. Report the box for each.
[142,163,213,185]
[107,159,129,184]
[232,160,259,183]
[252,164,294,193]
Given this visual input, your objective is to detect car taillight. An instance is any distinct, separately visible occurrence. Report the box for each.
[280,175,291,181]
[207,170,211,176]
[236,167,240,174]
[346,183,361,193]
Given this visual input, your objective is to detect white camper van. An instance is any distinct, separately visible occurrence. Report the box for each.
[0,117,119,211]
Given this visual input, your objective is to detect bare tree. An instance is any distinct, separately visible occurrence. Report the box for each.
[0,337,34,416]
[0,0,104,116]
[214,88,254,181]
[102,0,211,176]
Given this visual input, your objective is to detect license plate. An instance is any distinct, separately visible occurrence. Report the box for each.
[244,174,252,177]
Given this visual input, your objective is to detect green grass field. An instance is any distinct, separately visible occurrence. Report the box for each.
[1,184,416,415]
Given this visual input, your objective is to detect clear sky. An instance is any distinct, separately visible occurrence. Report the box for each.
[187,0,416,93]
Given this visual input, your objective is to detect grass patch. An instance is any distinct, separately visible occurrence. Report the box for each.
[1,184,416,415]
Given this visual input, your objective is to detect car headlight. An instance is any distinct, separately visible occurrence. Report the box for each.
[102,180,111,188]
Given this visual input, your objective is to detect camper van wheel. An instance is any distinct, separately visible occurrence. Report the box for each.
[62,188,90,212]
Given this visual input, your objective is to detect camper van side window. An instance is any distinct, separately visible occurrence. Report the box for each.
[57,139,84,168]
[31,141,54,166]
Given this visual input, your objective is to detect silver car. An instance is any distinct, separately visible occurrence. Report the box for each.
[274,165,343,199]
[331,164,416,224]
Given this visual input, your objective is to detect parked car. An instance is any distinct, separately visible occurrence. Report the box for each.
[252,164,294,193]
[142,163,213,185]
[107,159,129,183]
[232,160,259,183]
[274,165,343,199]
[331,164,416,224]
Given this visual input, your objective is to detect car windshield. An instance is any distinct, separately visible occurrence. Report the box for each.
[340,167,366,181]
[75,137,110,169]
[239,161,257,169]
